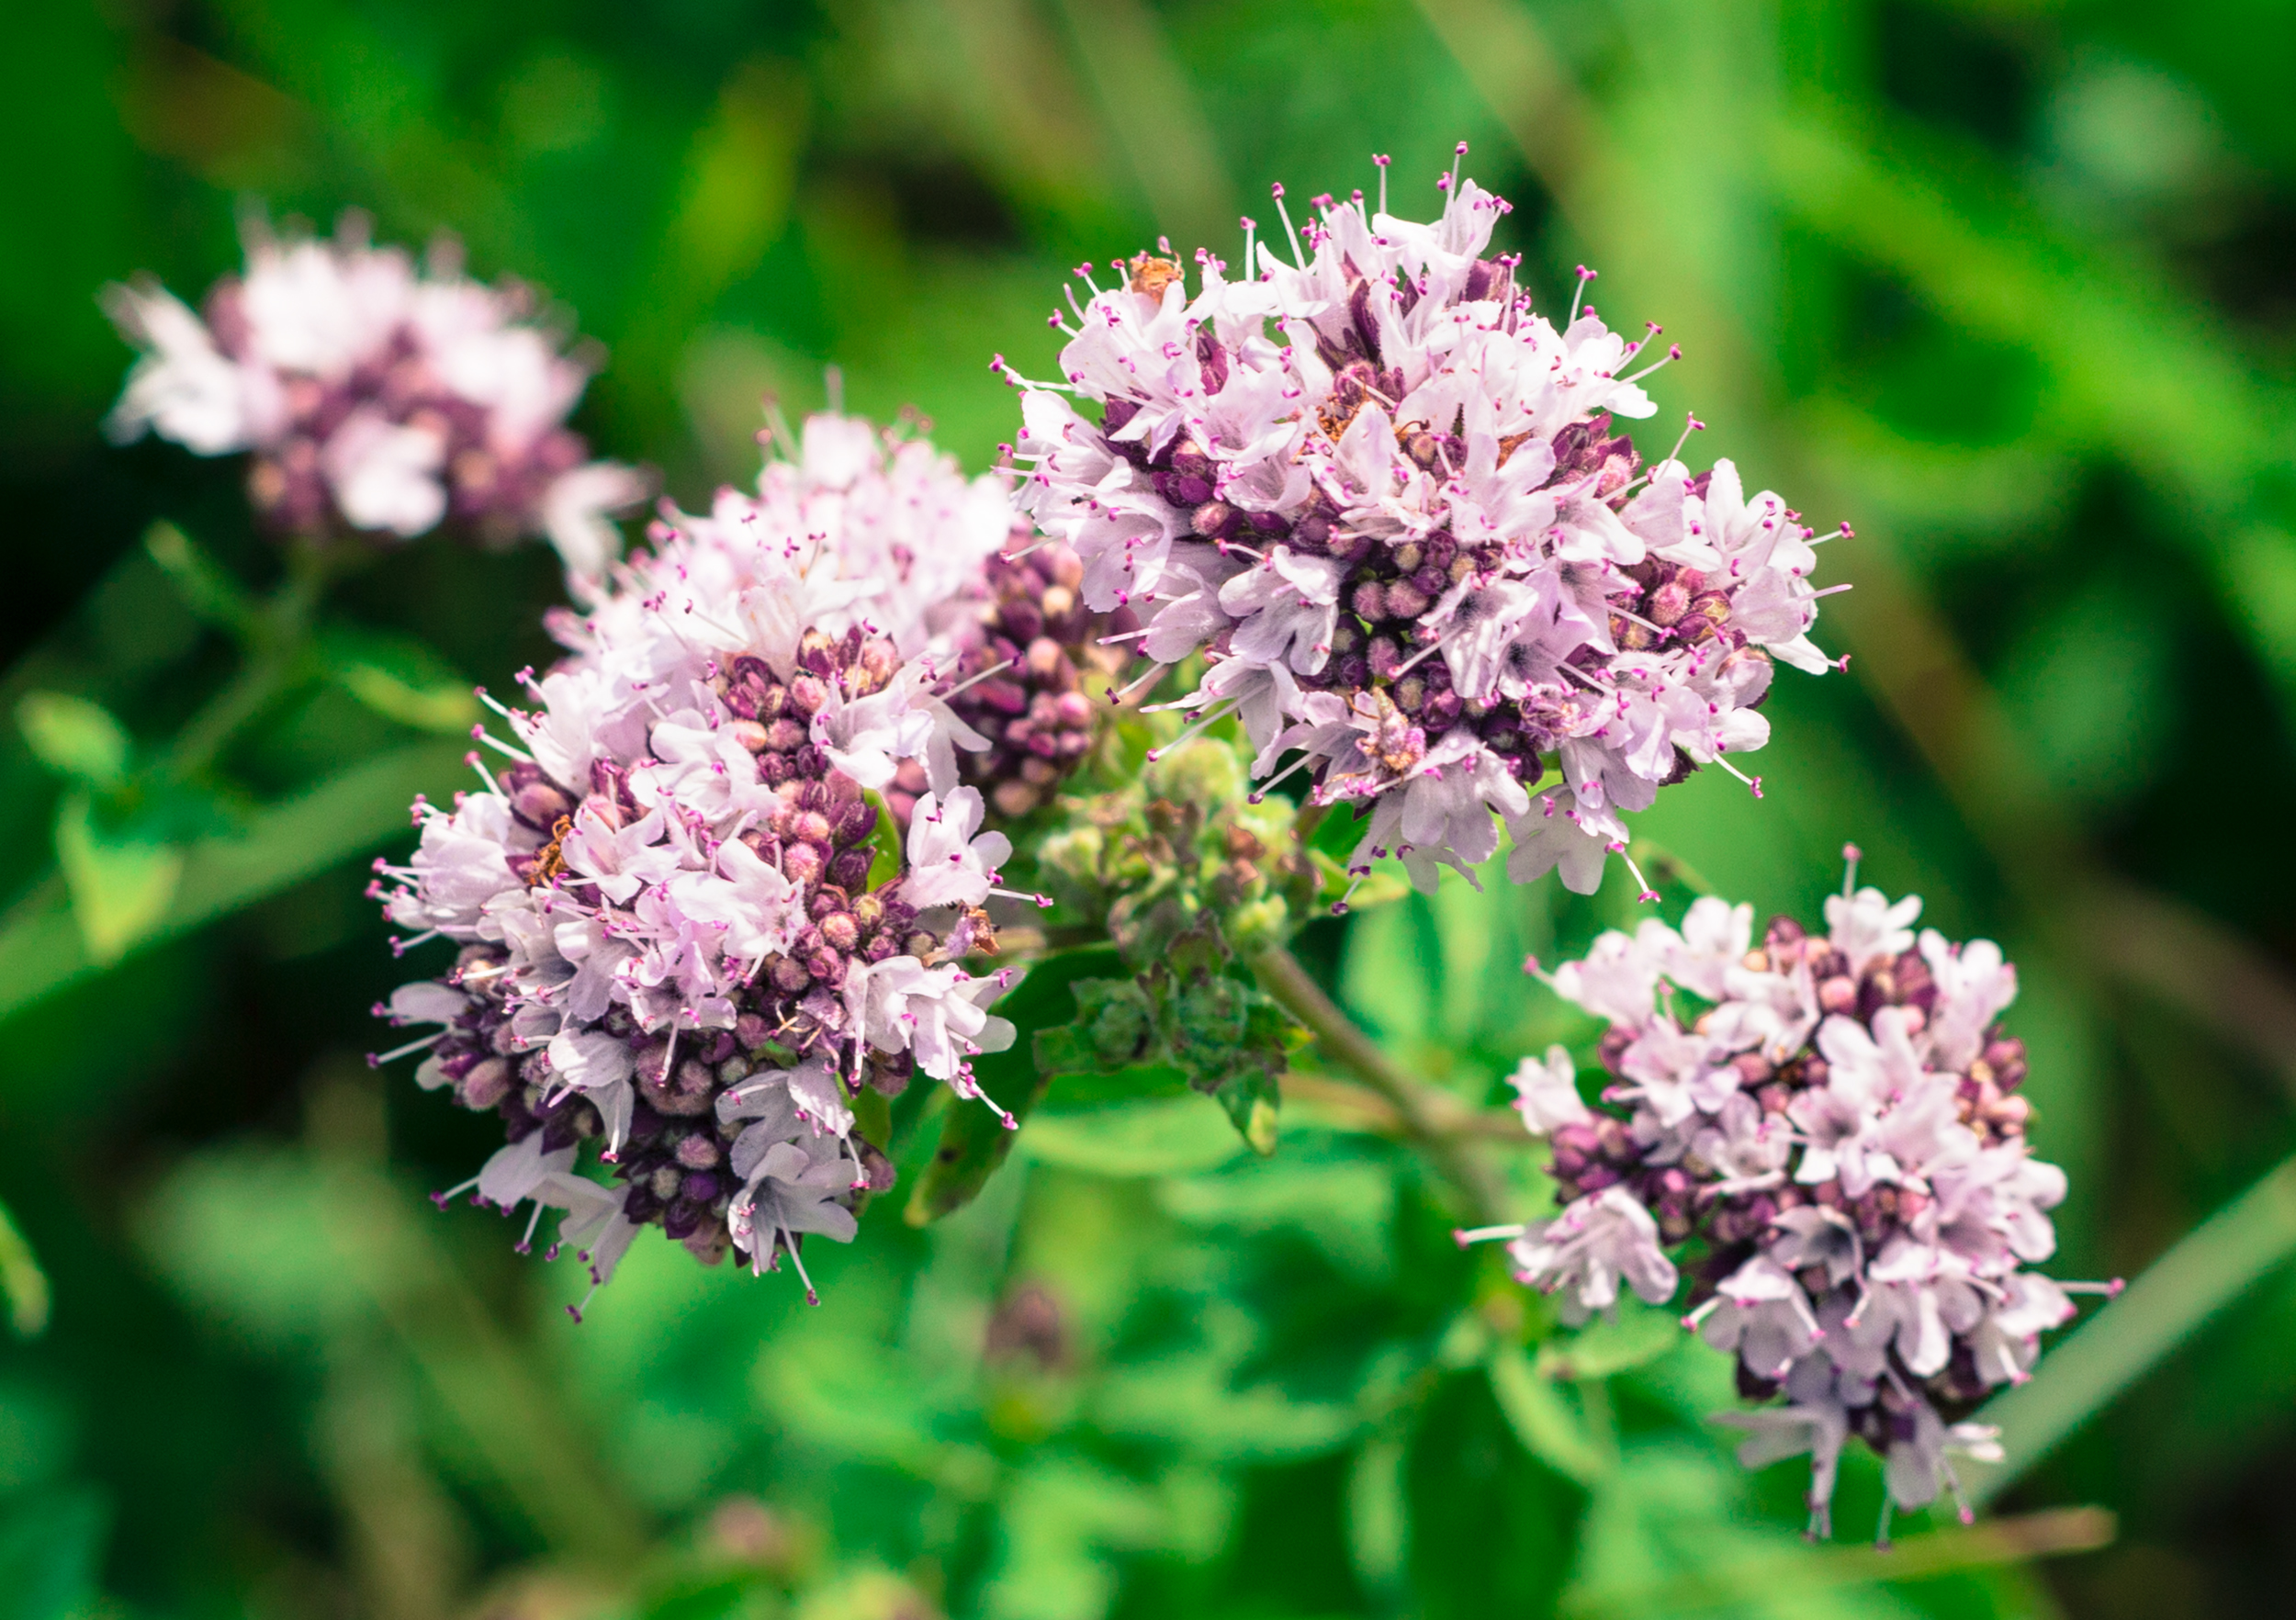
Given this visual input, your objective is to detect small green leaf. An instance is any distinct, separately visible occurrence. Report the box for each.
[1535,1299,1682,1382]
[0,741,467,1021]
[321,629,479,734]
[0,1202,51,1338]
[17,693,130,791]
[1019,1098,1245,1177]
[861,790,903,891]
[1488,1344,1608,1487]
[334,664,479,734]
[142,520,257,633]
[54,795,183,967]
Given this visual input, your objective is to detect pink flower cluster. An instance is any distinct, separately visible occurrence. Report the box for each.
[1482,867,2100,1534]
[1009,156,1835,901]
[104,214,642,571]
[371,418,1048,1309]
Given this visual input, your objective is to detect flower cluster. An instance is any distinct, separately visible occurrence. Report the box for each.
[104,214,642,572]
[1481,861,2099,1534]
[1010,154,1836,901]
[557,410,1121,828]
[372,485,1034,1308]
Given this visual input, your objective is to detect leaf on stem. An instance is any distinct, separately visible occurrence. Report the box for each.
[1535,1299,1681,1382]
[0,1200,51,1337]
[17,693,131,791]
[0,742,467,1022]
[54,793,184,966]
[142,520,257,635]
[1487,1342,1609,1487]
[320,629,479,735]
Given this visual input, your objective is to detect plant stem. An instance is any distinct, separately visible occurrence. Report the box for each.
[1250,943,1510,1223]
[164,541,333,781]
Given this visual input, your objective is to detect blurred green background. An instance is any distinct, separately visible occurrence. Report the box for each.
[5,1,2296,1616]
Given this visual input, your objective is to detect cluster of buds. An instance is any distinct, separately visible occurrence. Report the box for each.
[1472,856,2106,1535]
[890,537,1140,824]
[373,534,1029,1310]
[1009,150,1836,901]
[104,214,642,572]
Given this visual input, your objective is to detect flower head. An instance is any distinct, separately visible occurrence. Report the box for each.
[555,410,1132,828]
[1491,864,2101,1535]
[104,213,642,570]
[1009,161,1836,900]
[372,522,1027,1311]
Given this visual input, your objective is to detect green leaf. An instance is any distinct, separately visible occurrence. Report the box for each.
[0,1203,51,1339]
[0,742,467,1022]
[861,790,904,892]
[1019,1098,1244,1178]
[320,628,479,735]
[17,693,129,791]
[906,949,1122,1224]
[141,520,256,634]
[1487,1344,1608,1487]
[1535,1299,1682,1383]
[53,794,183,967]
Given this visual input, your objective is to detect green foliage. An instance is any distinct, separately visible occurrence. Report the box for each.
[1030,737,1320,1152]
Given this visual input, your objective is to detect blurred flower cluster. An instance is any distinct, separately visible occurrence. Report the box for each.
[104,214,643,570]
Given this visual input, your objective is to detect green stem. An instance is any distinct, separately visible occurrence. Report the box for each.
[1250,944,1508,1224]
[163,540,334,781]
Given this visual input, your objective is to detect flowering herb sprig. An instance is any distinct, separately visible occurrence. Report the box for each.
[1470,852,2112,1537]
[1005,149,1840,906]
[104,212,643,572]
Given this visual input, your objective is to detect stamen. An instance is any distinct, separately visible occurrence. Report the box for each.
[1713,756,1764,798]
[1144,698,1239,761]
[940,657,1016,701]
[367,1031,443,1067]
[1570,264,1596,324]
[1270,183,1307,271]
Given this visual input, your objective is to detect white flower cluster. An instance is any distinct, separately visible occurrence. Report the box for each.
[1486,871,2098,1534]
[372,421,1035,1309]
[1010,159,1834,900]
[104,214,642,572]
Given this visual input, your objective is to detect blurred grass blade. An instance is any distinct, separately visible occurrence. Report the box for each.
[1968,1153,2296,1507]
[1559,1506,2114,1620]
[0,741,465,1021]
[1047,0,1235,249]
[0,1199,50,1337]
